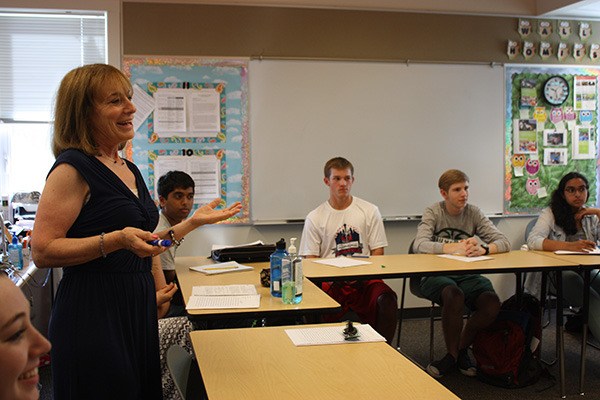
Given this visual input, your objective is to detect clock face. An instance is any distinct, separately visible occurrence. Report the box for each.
[543,76,569,106]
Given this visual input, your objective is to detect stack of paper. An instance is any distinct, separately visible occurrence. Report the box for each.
[285,324,385,346]
[189,261,253,275]
[438,254,492,262]
[312,258,372,268]
[186,284,260,310]
[555,248,600,255]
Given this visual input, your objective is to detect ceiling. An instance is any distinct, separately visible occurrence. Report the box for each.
[131,0,600,19]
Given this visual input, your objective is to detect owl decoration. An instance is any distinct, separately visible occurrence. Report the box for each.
[591,44,600,61]
[538,21,552,38]
[558,43,570,61]
[550,108,563,124]
[511,154,526,168]
[559,21,572,39]
[519,19,532,37]
[540,42,552,60]
[526,178,540,195]
[525,159,540,175]
[533,107,547,122]
[563,107,576,121]
[579,110,593,124]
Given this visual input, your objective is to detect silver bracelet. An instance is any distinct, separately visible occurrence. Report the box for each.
[100,232,107,258]
[168,229,184,247]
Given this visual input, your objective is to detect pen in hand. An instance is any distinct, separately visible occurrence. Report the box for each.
[147,239,172,247]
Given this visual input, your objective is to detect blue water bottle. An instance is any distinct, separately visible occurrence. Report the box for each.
[8,236,23,270]
[270,238,288,298]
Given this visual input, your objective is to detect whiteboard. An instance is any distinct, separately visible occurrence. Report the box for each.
[249,60,505,222]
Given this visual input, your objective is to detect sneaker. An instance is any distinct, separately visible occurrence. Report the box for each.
[457,348,477,377]
[426,353,456,379]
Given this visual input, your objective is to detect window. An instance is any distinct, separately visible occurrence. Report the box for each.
[0,10,107,199]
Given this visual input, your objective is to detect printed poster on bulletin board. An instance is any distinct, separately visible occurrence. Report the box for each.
[122,56,249,223]
[505,65,599,214]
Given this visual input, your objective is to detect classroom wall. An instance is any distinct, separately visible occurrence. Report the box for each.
[121,2,583,307]
[122,2,600,63]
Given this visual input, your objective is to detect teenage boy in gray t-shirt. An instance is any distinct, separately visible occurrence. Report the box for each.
[413,169,511,379]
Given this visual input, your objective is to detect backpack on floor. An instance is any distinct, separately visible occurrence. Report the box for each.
[472,293,543,388]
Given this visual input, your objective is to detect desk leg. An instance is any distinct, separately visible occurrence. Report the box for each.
[579,269,591,395]
[515,272,523,304]
[556,270,566,398]
[539,271,548,360]
[396,277,408,351]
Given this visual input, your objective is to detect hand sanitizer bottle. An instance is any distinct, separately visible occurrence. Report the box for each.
[270,238,287,298]
[289,238,303,304]
[281,258,295,305]
[8,236,23,270]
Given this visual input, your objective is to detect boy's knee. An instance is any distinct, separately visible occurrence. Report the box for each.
[477,291,501,317]
[376,292,398,317]
[441,285,465,309]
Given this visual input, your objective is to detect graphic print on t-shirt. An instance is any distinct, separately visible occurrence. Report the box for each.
[432,227,473,244]
[333,223,363,256]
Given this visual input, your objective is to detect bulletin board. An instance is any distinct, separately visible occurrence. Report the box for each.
[122,56,249,223]
[505,65,600,214]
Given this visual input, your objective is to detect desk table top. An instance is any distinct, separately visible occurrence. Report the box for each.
[302,250,579,281]
[175,256,340,317]
[533,250,600,267]
[190,324,460,400]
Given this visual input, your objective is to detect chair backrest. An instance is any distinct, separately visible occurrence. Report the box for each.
[524,217,538,242]
[407,239,425,298]
[167,345,192,399]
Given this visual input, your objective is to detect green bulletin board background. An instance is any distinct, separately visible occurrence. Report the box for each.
[505,65,600,214]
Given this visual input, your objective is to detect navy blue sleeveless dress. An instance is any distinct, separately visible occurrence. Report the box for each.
[48,149,162,399]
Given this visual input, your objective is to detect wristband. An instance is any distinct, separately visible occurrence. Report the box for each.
[100,232,107,258]
[168,230,184,247]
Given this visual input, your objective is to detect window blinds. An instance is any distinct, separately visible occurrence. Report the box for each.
[0,11,107,122]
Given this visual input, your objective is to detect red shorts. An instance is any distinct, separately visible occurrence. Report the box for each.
[321,279,396,327]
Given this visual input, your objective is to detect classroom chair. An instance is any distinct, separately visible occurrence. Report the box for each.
[166,345,206,400]
[396,240,471,364]
[396,275,436,363]
[395,240,438,362]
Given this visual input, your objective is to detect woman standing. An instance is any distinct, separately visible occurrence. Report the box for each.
[527,171,600,340]
[31,64,241,399]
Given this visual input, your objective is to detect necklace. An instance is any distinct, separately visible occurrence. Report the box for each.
[98,153,125,166]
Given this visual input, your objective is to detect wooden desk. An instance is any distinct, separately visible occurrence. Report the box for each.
[190,324,460,400]
[175,256,340,319]
[303,251,579,397]
[303,251,576,282]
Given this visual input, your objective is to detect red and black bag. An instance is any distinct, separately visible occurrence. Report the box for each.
[472,293,544,388]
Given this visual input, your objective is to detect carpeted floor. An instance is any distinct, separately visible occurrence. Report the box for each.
[397,316,600,399]
[39,311,600,399]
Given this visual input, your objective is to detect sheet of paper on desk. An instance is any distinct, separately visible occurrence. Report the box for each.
[189,261,253,275]
[437,254,493,263]
[186,294,260,309]
[192,284,257,296]
[313,258,372,268]
[555,248,600,255]
[285,324,385,346]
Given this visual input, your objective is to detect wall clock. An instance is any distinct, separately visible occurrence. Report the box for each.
[543,76,569,106]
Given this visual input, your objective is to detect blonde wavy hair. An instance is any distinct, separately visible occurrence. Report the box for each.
[52,64,132,158]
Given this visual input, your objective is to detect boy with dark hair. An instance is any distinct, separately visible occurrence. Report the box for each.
[155,171,195,317]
